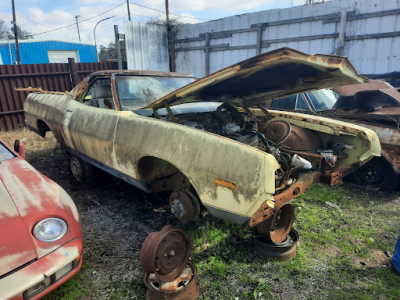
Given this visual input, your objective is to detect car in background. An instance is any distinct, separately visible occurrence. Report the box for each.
[0,139,82,299]
[267,80,400,190]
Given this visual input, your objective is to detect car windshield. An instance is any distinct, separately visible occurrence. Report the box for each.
[307,89,338,111]
[115,76,195,109]
[0,142,15,162]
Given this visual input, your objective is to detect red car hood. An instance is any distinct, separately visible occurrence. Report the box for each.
[0,157,81,277]
[0,179,37,277]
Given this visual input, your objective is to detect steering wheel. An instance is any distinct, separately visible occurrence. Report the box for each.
[215,103,245,130]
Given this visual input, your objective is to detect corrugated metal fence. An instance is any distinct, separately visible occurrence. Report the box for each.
[124,0,400,78]
[0,60,117,131]
[173,0,400,78]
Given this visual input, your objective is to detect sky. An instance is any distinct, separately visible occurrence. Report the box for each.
[0,0,307,48]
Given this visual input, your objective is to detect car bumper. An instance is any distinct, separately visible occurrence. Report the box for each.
[1,238,82,300]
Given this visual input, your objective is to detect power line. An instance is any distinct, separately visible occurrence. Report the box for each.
[17,13,53,29]
[98,11,156,29]
[30,1,126,36]
[129,2,210,21]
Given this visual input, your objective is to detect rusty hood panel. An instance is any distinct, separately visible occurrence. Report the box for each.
[333,79,394,96]
[147,47,366,109]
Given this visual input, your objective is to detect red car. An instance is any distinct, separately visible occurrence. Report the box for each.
[0,139,82,299]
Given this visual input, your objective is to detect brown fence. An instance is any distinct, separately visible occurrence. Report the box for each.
[0,60,118,131]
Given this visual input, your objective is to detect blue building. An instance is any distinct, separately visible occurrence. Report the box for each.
[0,40,98,65]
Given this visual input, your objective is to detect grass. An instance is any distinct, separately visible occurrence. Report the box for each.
[1,129,400,299]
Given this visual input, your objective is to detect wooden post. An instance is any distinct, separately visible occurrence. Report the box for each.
[68,58,79,86]
[337,9,347,56]
[75,15,81,42]
[205,32,210,76]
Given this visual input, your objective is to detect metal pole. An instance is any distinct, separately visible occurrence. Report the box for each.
[126,0,131,21]
[337,9,347,56]
[94,16,114,62]
[11,0,20,64]
[165,0,172,71]
[114,25,122,70]
[75,15,81,42]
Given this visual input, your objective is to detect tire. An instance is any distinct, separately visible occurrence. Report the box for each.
[351,157,399,191]
[70,155,93,181]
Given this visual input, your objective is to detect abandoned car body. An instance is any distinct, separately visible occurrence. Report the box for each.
[24,48,381,244]
[0,139,82,300]
[268,80,400,190]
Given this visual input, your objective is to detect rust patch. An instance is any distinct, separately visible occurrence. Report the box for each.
[249,171,320,227]
[334,80,392,96]
[110,76,121,111]
[320,169,342,186]
[144,261,198,299]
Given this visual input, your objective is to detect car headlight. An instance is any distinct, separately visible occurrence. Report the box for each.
[33,218,68,242]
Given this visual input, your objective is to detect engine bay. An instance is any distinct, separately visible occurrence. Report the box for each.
[149,102,354,192]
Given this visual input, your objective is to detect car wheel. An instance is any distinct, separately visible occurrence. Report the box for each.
[352,157,399,191]
[70,156,93,181]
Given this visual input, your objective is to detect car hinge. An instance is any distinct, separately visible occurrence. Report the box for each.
[163,102,178,123]
[152,107,161,119]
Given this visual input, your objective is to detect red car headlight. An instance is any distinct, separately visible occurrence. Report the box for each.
[33,218,68,242]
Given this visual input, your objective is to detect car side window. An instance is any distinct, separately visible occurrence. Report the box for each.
[270,95,297,110]
[84,78,115,109]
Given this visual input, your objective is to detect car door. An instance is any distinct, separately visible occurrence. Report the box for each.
[66,77,120,168]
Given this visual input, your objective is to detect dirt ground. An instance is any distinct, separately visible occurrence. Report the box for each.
[2,130,175,299]
[2,129,400,299]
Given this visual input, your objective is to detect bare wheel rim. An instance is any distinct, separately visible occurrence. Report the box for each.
[358,164,384,185]
[70,156,83,180]
[256,203,295,244]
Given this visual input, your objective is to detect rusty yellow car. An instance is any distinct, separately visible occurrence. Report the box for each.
[24,48,380,246]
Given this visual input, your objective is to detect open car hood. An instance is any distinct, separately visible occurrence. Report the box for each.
[146,47,366,109]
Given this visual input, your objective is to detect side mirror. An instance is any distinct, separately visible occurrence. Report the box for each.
[14,140,25,160]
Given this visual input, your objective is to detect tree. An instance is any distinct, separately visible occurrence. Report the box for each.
[99,43,117,61]
[0,19,32,40]
[0,20,8,40]
[7,25,33,40]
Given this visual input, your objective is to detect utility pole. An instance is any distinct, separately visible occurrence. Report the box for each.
[126,0,131,21]
[11,0,20,64]
[75,15,81,41]
[165,0,170,24]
